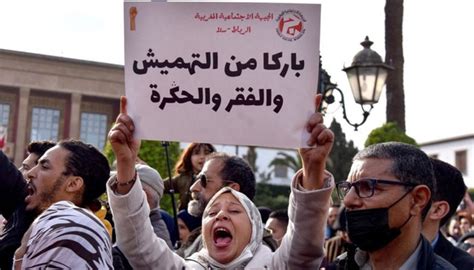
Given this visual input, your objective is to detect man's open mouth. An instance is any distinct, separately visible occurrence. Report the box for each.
[26,183,35,197]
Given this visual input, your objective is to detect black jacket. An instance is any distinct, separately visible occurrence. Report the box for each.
[0,151,27,219]
[334,236,456,270]
[0,151,34,269]
[434,232,474,270]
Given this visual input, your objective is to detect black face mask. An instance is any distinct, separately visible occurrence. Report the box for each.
[345,190,413,252]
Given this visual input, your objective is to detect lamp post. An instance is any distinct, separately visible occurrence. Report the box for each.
[318,36,393,130]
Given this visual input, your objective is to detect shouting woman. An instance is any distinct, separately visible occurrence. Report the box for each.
[107,95,334,269]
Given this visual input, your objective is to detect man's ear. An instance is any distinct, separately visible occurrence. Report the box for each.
[410,185,431,216]
[227,182,241,192]
[427,201,450,221]
[66,176,84,193]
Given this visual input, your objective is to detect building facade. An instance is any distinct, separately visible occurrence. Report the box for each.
[420,135,474,188]
[0,49,123,166]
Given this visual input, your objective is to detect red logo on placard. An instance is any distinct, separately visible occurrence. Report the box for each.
[276,10,306,41]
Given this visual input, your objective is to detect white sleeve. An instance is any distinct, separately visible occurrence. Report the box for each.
[271,169,334,269]
[107,175,189,270]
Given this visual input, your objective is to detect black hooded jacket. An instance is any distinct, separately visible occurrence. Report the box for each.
[0,151,34,269]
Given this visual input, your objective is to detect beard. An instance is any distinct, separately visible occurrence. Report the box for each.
[188,194,207,217]
[36,174,68,214]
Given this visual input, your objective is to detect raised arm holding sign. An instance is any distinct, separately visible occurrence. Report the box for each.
[108,2,333,269]
[107,92,334,269]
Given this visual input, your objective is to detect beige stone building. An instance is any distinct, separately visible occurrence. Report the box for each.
[0,49,123,166]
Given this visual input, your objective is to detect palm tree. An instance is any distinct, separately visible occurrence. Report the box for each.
[385,0,405,131]
[269,150,334,178]
[268,151,302,174]
[243,145,258,173]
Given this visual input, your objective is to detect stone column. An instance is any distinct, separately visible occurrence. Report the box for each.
[14,87,30,166]
[69,92,82,139]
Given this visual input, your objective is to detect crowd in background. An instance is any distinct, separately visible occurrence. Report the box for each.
[445,194,474,255]
[1,96,474,269]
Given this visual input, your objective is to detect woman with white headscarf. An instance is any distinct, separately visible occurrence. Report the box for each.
[188,187,266,268]
[108,169,333,269]
[107,95,334,269]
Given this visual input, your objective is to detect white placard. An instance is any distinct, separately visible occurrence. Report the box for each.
[124,2,320,149]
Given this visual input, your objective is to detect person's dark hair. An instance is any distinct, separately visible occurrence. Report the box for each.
[174,143,216,175]
[178,209,202,232]
[354,142,435,219]
[27,140,56,160]
[258,206,272,224]
[207,152,256,200]
[59,139,110,207]
[430,158,467,226]
[269,209,289,228]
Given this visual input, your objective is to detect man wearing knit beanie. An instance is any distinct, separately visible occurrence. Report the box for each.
[135,164,164,209]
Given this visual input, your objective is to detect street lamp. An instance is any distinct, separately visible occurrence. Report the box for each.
[318,36,394,130]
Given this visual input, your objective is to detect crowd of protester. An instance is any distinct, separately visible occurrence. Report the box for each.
[1,94,474,269]
[445,193,474,256]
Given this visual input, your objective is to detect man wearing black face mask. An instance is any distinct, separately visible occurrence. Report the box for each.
[334,142,455,270]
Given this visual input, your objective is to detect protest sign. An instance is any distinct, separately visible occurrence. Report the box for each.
[124,2,320,148]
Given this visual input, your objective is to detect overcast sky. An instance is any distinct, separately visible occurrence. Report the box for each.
[1,0,473,148]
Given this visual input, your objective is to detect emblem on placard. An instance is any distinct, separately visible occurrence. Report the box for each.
[130,7,138,31]
[276,10,306,41]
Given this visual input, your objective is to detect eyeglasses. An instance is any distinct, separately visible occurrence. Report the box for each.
[196,173,208,188]
[336,178,417,200]
[196,173,233,189]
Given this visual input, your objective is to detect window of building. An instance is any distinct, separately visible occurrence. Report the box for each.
[0,103,10,127]
[80,112,108,151]
[274,164,288,178]
[455,150,467,175]
[31,107,60,141]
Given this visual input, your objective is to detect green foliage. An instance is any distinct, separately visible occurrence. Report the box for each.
[365,122,417,147]
[254,182,290,210]
[138,141,181,179]
[139,141,181,214]
[327,119,359,186]
[104,139,181,214]
[468,188,474,201]
[104,140,180,179]
[160,193,181,217]
[103,138,116,167]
